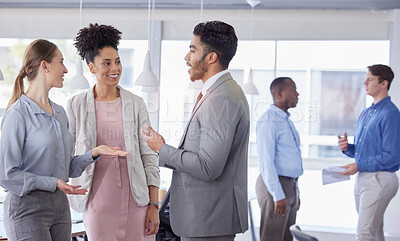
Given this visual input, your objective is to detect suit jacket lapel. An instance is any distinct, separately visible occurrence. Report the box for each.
[178,73,233,148]
[86,86,97,148]
[118,86,134,153]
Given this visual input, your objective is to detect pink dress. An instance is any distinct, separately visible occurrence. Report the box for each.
[83,97,154,241]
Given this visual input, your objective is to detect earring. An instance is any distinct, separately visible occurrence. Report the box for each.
[45,69,49,73]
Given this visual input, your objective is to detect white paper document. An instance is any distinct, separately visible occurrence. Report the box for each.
[322,166,350,185]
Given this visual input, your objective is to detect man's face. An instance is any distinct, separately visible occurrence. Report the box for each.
[184,35,208,82]
[281,79,299,108]
[364,71,387,97]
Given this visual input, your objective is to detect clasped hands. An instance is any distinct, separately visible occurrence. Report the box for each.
[57,145,129,195]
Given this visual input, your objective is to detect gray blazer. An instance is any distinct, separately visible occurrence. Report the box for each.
[66,86,159,212]
[159,73,250,237]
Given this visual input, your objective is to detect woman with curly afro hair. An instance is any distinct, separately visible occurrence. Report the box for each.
[66,23,160,241]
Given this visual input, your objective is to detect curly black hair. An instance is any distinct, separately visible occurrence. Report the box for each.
[193,21,238,69]
[74,23,122,64]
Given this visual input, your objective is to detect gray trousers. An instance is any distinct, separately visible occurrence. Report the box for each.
[182,235,235,241]
[355,172,398,241]
[256,174,299,241]
[3,188,71,241]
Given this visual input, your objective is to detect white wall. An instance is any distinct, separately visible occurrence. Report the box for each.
[390,9,400,106]
[385,8,400,237]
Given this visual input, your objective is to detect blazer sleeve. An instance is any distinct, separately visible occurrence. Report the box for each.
[66,97,77,144]
[159,94,241,181]
[65,97,98,178]
[137,97,160,188]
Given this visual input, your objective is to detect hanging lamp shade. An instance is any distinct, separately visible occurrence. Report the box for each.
[243,68,258,95]
[242,0,260,95]
[135,50,159,87]
[0,68,4,81]
[246,0,260,8]
[70,60,90,89]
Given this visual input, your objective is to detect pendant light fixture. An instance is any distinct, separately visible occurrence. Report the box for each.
[243,67,258,95]
[200,0,203,22]
[135,0,159,88]
[70,60,90,89]
[0,69,4,81]
[242,0,260,95]
[69,0,90,89]
[188,0,205,90]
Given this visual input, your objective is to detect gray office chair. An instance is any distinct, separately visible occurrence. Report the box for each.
[290,225,318,241]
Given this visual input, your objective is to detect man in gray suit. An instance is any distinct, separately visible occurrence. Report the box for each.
[142,21,250,241]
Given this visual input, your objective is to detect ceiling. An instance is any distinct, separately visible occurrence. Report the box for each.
[0,0,399,10]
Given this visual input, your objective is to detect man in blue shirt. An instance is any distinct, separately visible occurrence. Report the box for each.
[338,64,400,241]
[256,77,303,241]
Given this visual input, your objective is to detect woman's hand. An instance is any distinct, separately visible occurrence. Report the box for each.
[57,179,88,195]
[91,145,129,159]
[145,205,160,236]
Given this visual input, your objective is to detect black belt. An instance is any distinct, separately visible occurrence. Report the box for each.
[279,175,298,182]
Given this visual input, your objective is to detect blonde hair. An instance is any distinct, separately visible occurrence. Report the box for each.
[5,39,58,111]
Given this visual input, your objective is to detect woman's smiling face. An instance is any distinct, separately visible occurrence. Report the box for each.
[89,46,122,87]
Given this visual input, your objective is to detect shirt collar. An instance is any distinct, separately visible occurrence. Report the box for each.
[370,96,391,110]
[270,104,290,119]
[201,70,229,96]
[20,94,60,115]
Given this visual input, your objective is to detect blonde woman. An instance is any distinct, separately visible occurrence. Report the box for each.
[0,39,128,241]
[67,23,160,241]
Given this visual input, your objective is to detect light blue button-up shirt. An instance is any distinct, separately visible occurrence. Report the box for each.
[344,96,400,172]
[0,94,96,197]
[256,104,303,201]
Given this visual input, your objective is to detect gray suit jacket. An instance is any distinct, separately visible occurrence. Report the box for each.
[159,73,250,237]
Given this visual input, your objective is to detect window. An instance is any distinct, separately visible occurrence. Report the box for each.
[0,37,391,229]
[275,40,389,228]
[0,38,147,107]
[159,39,390,229]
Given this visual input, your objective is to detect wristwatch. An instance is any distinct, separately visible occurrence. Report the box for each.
[149,200,159,209]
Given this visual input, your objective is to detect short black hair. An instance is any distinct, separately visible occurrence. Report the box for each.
[367,64,394,90]
[74,23,122,64]
[270,77,292,97]
[193,20,238,69]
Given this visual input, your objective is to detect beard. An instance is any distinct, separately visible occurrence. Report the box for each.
[189,56,208,82]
